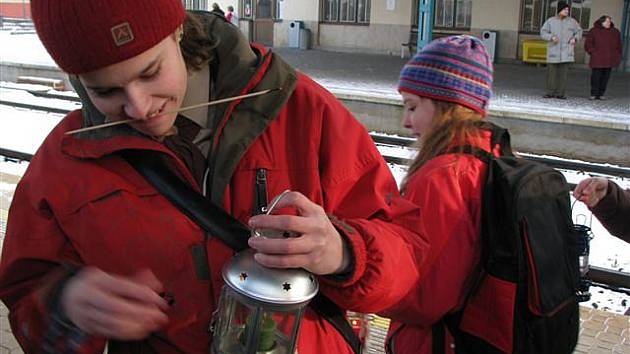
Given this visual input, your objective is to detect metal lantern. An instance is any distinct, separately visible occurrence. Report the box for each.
[211,242,318,354]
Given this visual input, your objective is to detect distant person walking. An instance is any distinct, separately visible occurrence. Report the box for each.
[226,5,239,26]
[585,15,622,100]
[211,2,225,16]
[540,1,582,99]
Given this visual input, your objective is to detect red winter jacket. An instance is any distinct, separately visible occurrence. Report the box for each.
[0,26,424,354]
[380,132,493,354]
[585,21,622,68]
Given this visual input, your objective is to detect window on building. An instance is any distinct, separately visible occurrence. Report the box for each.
[182,0,206,11]
[520,0,591,33]
[433,0,472,30]
[242,0,253,19]
[322,0,370,24]
[240,0,281,20]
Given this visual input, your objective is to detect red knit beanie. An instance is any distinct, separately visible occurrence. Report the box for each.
[31,0,186,74]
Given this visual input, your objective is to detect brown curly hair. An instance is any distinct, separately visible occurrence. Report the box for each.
[180,13,219,72]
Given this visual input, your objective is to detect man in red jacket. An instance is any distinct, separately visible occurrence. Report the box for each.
[585,15,622,100]
[0,1,424,353]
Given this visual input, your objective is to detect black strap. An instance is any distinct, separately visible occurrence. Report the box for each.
[432,322,445,354]
[121,150,362,354]
[444,145,494,164]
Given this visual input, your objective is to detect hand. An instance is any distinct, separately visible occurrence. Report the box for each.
[569,38,576,45]
[552,36,559,43]
[247,191,350,275]
[61,267,169,340]
[573,177,609,208]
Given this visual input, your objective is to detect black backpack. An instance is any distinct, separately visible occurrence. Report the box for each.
[433,123,581,354]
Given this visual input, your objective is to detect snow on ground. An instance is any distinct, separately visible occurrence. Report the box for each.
[0,29,55,67]
[0,105,64,154]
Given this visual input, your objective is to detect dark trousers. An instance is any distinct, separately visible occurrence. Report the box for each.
[546,62,569,96]
[590,68,612,97]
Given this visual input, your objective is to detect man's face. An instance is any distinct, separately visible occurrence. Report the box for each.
[80,32,188,138]
[559,7,569,18]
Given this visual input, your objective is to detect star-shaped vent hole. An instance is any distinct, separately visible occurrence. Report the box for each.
[282,282,291,291]
[239,272,248,281]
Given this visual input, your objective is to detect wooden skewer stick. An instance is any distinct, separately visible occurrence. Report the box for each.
[65,87,282,135]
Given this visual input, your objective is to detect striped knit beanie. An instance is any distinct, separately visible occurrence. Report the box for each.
[398,35,493,115]
[31,0,186,74]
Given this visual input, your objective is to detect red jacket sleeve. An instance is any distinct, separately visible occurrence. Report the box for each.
[379,155,484,325]
[312,89,426,313]
[0,156,106,353]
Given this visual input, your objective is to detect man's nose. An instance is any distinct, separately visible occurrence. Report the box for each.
[123,85,152,120]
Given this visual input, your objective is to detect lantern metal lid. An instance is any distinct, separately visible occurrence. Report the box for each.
[223,248,319,306]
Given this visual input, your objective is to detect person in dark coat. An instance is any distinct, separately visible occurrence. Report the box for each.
[585,15,622,100]
[211,2,225,16]
[574,177,629,243]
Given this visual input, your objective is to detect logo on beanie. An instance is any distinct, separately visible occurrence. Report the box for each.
[111,22,134,46]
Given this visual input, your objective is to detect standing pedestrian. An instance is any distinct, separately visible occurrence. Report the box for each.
[211,2,225,16]
[540,0,582,99]
[226,5,239,26]
[0,1,423,353]
[585,15,622,100]
[382,35,495,354]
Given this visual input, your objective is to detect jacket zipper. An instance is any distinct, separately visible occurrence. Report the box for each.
[254,168,269,215]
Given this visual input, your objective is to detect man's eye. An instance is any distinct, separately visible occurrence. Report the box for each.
[141,68,161,80]
[93,89,115,97]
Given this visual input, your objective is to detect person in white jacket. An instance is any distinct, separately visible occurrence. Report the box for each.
[540,0,582,99]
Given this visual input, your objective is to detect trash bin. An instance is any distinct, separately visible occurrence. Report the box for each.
[288,21,303,48]
[299,28,311,50]
[481,30,497,63]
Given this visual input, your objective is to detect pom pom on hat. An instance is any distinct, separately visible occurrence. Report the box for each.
[397,35,493,115]
[31,0,186,74]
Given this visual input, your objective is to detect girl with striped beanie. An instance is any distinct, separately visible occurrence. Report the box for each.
[380,35,499,354]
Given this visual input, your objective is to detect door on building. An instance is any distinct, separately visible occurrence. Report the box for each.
[254,0,274,46]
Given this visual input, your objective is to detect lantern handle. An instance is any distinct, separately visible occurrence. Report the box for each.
[252,190,292,238]
[263,189,292,215]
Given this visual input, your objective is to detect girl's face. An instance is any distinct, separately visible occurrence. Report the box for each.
[401,92,436,138]
[79,31,188,138]
[602,17,612,29]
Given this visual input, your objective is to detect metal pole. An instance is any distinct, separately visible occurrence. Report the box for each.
[417,0,435,51]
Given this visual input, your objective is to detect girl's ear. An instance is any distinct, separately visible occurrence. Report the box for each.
[176,25,184,42]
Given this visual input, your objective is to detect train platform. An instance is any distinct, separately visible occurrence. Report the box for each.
[1,25,629,131]
[272,48,630,131]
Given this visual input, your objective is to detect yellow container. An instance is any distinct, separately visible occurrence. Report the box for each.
[522,39,548,64]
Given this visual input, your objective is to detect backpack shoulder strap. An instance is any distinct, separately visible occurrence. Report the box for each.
[120,149,362,354]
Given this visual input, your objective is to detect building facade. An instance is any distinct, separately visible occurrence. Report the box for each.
[226,0,629,66]
[1,0,628,67]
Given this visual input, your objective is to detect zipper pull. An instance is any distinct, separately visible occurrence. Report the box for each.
[254,168,268,215]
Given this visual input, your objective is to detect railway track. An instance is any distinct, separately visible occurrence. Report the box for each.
[2,89,629,180]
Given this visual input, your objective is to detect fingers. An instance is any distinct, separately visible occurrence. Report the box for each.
[248,234,323,255]
[573,178,591,198]
[92,270,168,311]
[574,178,609,208]
[253,252,319,269]
[61,267,170,340]
[78,299,168,340]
